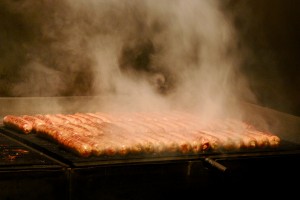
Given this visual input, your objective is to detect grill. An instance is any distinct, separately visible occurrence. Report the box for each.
[0,132,69,200]
[1,97,300,199]
[1,124,299,167]
[1,0,299,198]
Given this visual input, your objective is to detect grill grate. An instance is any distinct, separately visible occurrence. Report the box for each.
[0,131,65,169]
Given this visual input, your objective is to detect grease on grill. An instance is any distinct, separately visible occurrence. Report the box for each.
[0,144,29,161]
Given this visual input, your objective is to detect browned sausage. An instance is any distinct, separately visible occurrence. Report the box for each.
[3,115,33,134]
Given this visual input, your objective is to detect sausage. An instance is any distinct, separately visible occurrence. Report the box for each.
[2,112,281,157]
[36,124,93,157]
[3,115,33,134]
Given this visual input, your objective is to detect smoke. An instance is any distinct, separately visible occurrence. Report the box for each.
[0,0,255,118]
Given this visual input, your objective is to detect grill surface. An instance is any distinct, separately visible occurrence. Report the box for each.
[0,131,67,169]
[1,97,300,199]
[1,125,299,168]
[0,132,69,200]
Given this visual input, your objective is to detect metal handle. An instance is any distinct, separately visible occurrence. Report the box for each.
[204,157,227,172]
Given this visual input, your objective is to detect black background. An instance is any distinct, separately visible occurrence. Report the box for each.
[222,0,300,116]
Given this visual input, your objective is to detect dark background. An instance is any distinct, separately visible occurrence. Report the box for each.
[0,0,299,116]
[222,0,300,116]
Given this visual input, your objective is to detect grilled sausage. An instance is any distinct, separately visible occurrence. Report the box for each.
[3,115,33,134]
[2,112,281,157]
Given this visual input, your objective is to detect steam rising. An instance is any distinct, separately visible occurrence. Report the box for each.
[0,0,255,119]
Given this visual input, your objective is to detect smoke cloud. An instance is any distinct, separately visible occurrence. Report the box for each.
[0,0,255,119]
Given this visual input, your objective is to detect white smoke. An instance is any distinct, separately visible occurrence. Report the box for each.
[0,0,255,119]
